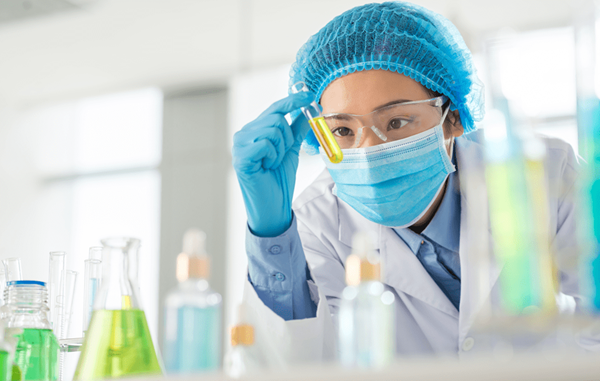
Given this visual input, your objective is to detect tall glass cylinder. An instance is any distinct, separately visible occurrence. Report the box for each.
[82,260,101,335]
[2,259,22,282]
[0,266,7,308]
[48,252,65,338]
[88,247,102,261]
[60,270,77,339]
[74,237,161,380]
[484,111,543,314]
[574,1,600,312]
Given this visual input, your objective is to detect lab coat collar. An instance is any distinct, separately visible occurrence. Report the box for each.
[336,130,502,330]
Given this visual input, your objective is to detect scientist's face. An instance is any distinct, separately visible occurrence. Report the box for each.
[320,70,464,155]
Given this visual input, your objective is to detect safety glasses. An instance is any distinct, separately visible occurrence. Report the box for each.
[322,96,449,149]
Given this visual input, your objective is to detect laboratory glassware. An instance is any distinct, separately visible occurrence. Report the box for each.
[48,252,65,338]
[73,237,161,380]
[483,111,543,314]
[82,260,101,335]
[522,134,558,313]
[88,247,102,261]
[0,266,7,308]
[126,241,142,305]
[290,81,343,163]
[0,321,12,381]
[163,229,222,373]
[224,304,259,378]
[2,260,22,283]
[56,272,77,381]
[59,271,77,339]
[338,232,395,368]
[574,2,600,312]
[5,281,59,381]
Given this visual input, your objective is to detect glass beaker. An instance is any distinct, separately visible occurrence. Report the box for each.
[74,238,162,380]
[5,281,59,381]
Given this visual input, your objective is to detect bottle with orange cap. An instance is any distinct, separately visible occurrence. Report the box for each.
[224,304,261,378]
[338,232,396,368]
[163,229,222,374]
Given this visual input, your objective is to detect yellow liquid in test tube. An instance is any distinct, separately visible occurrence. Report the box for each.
[309,117,343,164]
[290,81,343,164]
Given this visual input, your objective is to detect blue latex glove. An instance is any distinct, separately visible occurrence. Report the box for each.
[232,92,315,237]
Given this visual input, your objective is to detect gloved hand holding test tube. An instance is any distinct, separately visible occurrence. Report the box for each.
[291,81,343,164]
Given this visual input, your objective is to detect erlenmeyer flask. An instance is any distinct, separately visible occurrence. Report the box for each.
[74,238,161,380]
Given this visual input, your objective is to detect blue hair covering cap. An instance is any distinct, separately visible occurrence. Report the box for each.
[289,1,484,155]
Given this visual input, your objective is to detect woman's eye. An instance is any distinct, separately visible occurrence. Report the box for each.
[332,127,353,137]
[388,118,409,130]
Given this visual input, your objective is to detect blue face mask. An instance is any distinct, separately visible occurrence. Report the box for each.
[323,110,455,228]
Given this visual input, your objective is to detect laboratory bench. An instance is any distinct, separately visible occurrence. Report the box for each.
[127,351,600,381]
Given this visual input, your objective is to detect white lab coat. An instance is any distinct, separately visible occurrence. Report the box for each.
[241,130,594,366]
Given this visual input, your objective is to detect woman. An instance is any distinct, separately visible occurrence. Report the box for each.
[232,2,585,362]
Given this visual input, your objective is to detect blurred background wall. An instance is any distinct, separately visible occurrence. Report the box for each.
[0,0,585,376]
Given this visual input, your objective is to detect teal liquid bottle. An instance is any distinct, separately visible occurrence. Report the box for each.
[5,281,59,381]
[338,232,396,369]
[163,229,222,373]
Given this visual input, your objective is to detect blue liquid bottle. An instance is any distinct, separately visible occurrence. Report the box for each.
[338,232,396,368]
[163,229,222,373]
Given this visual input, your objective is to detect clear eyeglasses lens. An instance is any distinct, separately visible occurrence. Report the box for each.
[324,96,448,149]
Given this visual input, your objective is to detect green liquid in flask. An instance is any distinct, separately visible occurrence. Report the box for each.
[11,363,21,381]
[0,350,10,381]
[14,329,59,381]
[74,309,162,380]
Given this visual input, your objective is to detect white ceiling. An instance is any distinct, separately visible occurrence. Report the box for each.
[0,0,582,107]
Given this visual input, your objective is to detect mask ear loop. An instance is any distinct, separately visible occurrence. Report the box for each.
[439,105,454,160]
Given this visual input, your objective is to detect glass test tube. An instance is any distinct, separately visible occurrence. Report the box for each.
[82,259,101,334]
[484,110,541,314]
[291,81,343,164]
[0,265,6,307]
[522,135,558,314]
[88,247,102,261]
[574,2,600,311]
[2,258,22,282]
[61,270,78,339]
[49,252,66,338]
[0,259,20,307]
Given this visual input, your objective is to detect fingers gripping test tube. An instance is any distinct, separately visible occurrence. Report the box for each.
[291,82,343,164]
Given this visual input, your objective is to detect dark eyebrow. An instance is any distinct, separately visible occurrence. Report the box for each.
[372,99,411,112]
[323,113,354,121]
[323,99,413,118]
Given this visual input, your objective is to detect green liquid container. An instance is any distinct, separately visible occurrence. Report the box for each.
[0,350,10,381]
[5,281,59,381]
[74,310,160,378]
[484,112,542,315]
[13,330,58,381]
[74,238,162,380]
[10,363,21,381]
